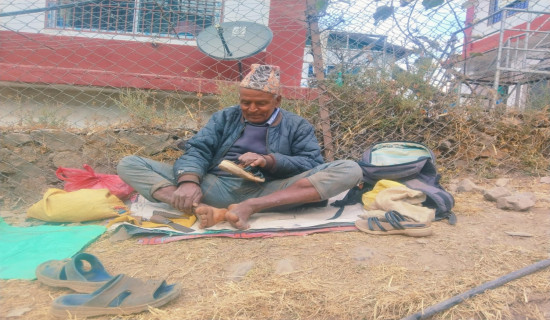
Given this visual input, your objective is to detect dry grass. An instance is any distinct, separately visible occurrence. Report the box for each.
[312,76,550,177]
[1,177,549,320]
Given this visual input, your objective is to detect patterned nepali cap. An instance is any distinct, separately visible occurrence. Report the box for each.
[240,64,280,94]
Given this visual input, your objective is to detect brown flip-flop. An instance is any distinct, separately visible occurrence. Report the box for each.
[218,160,265,182]
[50,274,181,317]
[36,253,113,293]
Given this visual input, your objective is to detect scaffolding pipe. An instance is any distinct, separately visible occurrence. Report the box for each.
[493,10,507,94]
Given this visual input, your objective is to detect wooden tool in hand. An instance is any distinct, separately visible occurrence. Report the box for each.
[218,160,265,182]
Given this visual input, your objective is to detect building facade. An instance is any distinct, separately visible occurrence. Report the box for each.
[0,0,311,98]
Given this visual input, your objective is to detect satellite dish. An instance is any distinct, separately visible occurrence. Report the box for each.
[197,21,273,61]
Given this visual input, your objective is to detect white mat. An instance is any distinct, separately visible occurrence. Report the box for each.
[112,192,364,235]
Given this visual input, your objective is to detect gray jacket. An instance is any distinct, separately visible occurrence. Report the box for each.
[173,105,324,181]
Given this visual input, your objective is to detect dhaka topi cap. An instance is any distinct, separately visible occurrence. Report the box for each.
[240,64,280,94]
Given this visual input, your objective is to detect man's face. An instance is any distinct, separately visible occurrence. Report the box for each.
[239,87,281,124]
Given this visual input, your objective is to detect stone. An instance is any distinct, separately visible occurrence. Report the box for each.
[81,145,107,168]
[496,192,536,211]
[116,131,173,156]
[14,145,40,164]
[505,231,533,237]
[51,151,84,169]
[446,183,458,193]
[456,178,482,193]
[483,187,512,202]
[540,176,550,184]
[0,133,32,147]
[13,176,48,204]
[495,178,509,187]
[0,149,17,174]
[30,129,84,152]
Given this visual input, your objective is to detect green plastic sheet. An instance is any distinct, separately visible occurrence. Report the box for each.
[0,218,106,280]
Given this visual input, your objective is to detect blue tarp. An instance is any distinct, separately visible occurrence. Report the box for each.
[0,218,106,280]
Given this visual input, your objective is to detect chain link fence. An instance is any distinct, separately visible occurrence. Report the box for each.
[1,0,549,210]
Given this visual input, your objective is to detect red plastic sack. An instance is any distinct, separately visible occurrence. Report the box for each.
[56,164,134,200]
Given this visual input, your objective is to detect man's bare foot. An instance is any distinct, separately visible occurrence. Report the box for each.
[225,203,255,230]
[194,205,228,229]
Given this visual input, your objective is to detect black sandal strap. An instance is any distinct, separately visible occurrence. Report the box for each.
[386,210,427,228]
[367,217,386,232]
[384,211,405,230]
[386,210,406,222]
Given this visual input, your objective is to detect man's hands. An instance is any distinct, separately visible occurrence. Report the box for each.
[171,182,202,214]
[238,152,267,168]
[170,152,267,214]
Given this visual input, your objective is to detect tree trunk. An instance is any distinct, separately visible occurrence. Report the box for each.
[305,0,335,161]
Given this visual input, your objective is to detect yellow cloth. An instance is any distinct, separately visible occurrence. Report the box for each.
[360,186,435,223]
[27,188,127,222]
[362,179,405,209]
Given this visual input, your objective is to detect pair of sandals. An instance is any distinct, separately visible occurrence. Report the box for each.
[355,210,433,237]
[35,253,181,318]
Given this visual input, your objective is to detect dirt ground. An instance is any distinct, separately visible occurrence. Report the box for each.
[1,176,549,320]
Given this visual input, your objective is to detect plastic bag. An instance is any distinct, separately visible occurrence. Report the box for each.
[56,164,134,200]
[27,188,128,222]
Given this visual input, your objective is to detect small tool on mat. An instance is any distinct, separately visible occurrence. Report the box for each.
[152,210,186,219]
[149,215,195,233]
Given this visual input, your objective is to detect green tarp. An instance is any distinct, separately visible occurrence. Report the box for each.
[0,218,106,280]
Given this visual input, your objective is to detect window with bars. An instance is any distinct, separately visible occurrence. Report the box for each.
[46,0,222,38]
[489,0,529,25]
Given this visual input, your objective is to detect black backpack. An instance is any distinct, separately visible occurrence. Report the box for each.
[331,141,457,225]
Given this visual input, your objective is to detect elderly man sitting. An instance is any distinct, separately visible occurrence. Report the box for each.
[117,64,362,230]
